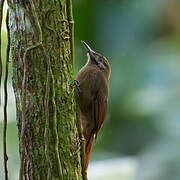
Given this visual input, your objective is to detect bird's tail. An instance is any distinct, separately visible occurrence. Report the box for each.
[85,130,95,173]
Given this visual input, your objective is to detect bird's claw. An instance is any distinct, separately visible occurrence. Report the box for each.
[74,80,81,94]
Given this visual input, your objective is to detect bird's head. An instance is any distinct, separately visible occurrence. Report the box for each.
[81,41,111,79]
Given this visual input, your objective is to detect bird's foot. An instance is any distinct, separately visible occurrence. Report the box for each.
[74,80,81,94]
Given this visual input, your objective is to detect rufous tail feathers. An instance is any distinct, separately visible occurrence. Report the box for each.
[85,132,95,173]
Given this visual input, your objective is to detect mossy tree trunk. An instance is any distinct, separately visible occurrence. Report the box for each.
[7,0,85,179]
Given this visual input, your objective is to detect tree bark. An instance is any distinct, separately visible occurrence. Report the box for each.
[7,0,85,179]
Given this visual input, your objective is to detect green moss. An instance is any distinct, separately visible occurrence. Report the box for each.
[9,0,85,179]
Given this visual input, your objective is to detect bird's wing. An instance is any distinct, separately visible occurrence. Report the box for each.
[94,91,108,135]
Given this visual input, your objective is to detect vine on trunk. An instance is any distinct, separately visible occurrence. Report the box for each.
[3,8,10,180]
[19,1,64,179]
[0,0,4,106]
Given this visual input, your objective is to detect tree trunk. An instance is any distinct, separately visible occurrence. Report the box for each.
[7,0,85,179]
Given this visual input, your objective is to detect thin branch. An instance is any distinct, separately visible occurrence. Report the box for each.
[3,9,10,180]
[67,1,87,179]
[0,0,5,106]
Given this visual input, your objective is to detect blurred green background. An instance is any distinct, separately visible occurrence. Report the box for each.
[1,0,180,179]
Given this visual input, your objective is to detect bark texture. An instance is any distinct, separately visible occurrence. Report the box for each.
[7,0,84,179]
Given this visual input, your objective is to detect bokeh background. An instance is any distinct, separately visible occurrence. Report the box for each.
[1,0,180,179]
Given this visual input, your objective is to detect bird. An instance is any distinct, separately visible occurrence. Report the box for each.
[75,41,111,173]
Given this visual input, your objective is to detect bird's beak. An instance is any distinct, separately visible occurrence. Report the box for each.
[81,41,96,60]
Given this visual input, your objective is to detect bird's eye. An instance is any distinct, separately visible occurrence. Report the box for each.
[99,57,104,63]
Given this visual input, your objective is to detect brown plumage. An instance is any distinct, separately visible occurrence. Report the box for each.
[75,41,111,173]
